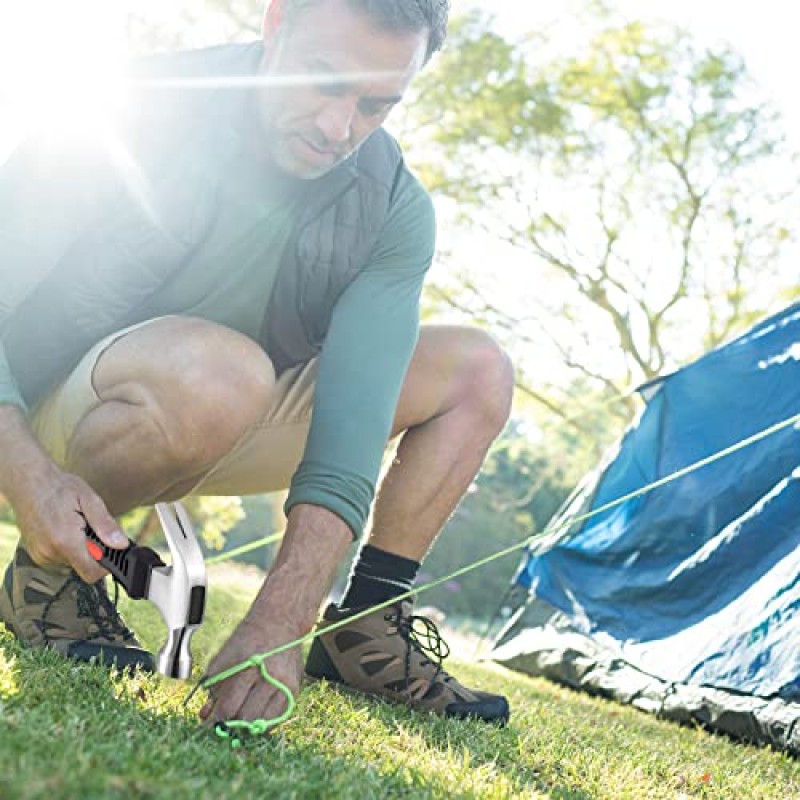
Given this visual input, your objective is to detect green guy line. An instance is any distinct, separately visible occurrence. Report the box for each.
[196,411,799,742]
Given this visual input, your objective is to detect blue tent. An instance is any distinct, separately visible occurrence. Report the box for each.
[492,303,800,753]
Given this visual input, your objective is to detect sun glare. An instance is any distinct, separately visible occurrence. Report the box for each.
[0,1,129,146]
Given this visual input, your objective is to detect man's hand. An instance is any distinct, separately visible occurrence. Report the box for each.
[0,405,128,582]
[199,616,303,729]
[11,465,128,582]
[198,503,352,731]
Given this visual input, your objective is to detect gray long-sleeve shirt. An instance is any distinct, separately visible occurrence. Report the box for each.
[0,63,435,538]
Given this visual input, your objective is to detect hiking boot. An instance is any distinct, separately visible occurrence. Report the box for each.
[305,600,510,724]
[0,545,154,671]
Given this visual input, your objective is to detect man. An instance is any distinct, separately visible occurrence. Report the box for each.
[0,0,514,728]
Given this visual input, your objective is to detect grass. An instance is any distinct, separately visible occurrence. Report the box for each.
[0,521,798,799]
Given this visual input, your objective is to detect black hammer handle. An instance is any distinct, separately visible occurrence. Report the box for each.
[84,525,166,599]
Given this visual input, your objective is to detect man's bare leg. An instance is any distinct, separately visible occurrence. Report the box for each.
[201,324,514,727]
[369,325,515,560]
[64,319,512,568]
[64,316,276,516]
[302,325,514,725]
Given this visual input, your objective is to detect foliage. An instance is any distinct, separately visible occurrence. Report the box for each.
[406,5,800,429]
[2,522,800,799]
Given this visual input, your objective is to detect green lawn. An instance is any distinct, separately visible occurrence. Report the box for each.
[0,521,798,799]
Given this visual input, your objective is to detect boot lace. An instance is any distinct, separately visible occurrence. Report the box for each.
[77,577,136,642]
[43,573,135,643]
[385,605,452,688]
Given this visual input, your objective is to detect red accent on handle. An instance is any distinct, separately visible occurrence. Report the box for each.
[86,540,104,561]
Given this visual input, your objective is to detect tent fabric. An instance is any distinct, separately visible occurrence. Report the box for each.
[491,600,800,755]
[492,303,800,752]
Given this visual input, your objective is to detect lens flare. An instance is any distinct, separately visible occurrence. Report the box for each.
[0,1,128,144]
[0,1,403,222]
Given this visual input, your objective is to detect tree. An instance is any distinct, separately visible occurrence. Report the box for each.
[405,6,800,431]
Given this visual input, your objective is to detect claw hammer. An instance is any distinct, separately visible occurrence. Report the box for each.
[84,501,207,680]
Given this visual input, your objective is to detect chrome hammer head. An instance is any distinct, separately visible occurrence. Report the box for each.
[146,502,207,680]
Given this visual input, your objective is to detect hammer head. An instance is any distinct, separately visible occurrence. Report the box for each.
[146,502,207,679]
[84,501,208,679]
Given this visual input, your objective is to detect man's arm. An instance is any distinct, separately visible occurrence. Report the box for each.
[0,405,127,581]
[0,134,130,578]
[200,169,435,725]
[285,171,436,537]
[200,503,351,726]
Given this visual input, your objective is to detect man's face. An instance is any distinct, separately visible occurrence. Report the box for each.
[254,0,428,179]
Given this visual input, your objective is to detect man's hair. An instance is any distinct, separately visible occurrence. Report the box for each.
[281,0,450,63]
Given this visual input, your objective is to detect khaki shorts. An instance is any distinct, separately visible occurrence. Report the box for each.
[29,318,317,496]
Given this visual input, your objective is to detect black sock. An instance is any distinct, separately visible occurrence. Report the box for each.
[340,544,420,609]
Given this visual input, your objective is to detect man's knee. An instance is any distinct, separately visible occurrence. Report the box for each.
[401,326,515,433]
[446,327,515,430]
[92,316,275,465]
